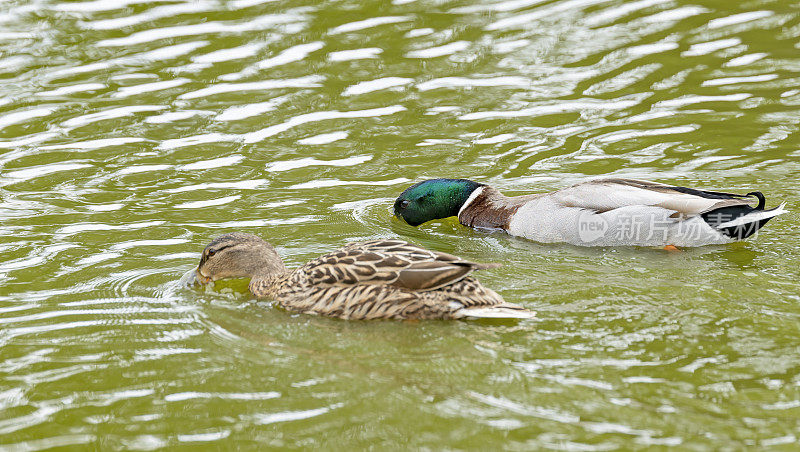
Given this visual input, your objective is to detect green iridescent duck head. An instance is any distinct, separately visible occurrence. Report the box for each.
[393,179,484,226]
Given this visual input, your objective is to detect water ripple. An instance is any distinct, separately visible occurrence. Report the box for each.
[178,76,323,100]
[243,105,407,143]
[1,0,799,448]
[329,16,411,34]
[97,13,305,47]
[222,42,325,81]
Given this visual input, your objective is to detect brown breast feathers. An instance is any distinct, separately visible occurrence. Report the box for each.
[457,187,536,230]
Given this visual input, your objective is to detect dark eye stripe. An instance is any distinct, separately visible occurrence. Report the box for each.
[201,243,234,264]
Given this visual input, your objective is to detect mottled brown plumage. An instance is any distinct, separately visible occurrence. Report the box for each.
[191,233,535,320]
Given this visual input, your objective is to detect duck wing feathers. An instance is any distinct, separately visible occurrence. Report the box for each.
[297,240,500,292]
[552,178,756,216]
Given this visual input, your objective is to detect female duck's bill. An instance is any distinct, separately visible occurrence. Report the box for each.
[393,178,787,247]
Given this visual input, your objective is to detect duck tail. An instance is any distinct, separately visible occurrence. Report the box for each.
[460,304,536,319]
[705,202,788,240]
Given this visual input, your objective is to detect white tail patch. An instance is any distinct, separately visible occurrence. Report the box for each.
[460,307,536,319]
[716,202,788,228]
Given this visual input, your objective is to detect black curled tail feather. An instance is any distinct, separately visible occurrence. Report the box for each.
[745,191,765,210]
[701,192,774,240]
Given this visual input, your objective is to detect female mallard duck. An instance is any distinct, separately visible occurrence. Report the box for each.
[187,232,534,320]
[393,178,787,247]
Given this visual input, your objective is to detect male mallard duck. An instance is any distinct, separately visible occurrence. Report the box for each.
[393,178,787,247]
[186,232,534,320]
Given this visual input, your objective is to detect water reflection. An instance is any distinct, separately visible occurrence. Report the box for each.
[1,0,799,448]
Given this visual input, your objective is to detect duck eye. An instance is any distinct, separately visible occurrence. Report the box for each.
[206,249,216,258]
[400,200,410,209]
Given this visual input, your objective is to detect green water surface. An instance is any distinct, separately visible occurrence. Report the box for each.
[1,0,799,449]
